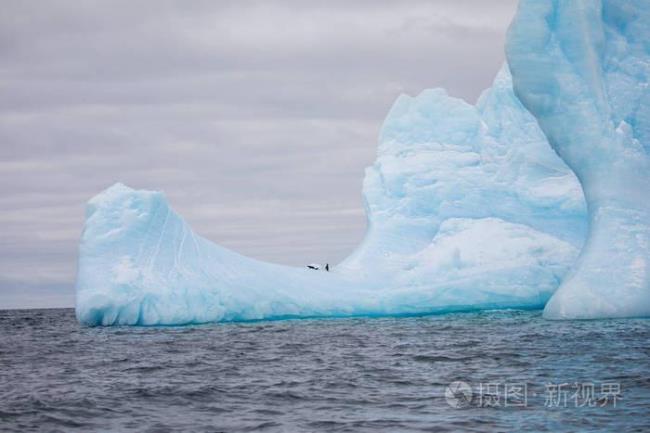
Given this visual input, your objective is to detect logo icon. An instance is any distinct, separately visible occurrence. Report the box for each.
[445,381,473,408]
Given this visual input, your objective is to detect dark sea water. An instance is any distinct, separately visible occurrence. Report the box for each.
[1,308,649,432]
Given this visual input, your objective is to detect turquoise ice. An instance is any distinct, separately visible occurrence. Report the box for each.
[76,68,587,326]
[507,0,650,319]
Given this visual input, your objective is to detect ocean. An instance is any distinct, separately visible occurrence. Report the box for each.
[1,308,649,432]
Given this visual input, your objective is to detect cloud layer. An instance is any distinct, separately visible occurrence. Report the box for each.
[0,0,517,308]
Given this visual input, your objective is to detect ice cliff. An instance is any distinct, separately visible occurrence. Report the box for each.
[507,0,650,319]
[76,68,588,326]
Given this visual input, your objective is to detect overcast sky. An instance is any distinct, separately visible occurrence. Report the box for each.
[1,0,518,309]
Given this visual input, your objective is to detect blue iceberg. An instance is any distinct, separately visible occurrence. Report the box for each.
[507,0,650,319]
[76,68,588,326]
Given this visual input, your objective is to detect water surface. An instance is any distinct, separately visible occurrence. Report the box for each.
[1,309,649,432]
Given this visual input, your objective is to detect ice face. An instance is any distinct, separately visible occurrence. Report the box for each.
[507,0,650,319]
[76,68,588,326]
[338,66,586,278]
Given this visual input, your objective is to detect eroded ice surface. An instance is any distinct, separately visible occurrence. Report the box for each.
[507,0,650,319]
[76,68,587,326]
[338,66,586,279]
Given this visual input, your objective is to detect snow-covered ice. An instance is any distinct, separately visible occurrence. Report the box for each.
[507,0,650,319]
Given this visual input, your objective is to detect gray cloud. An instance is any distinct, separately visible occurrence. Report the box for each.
[0,0,517,309]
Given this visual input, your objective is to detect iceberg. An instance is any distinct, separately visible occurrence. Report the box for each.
[507,0,650,319]
[76,68,588,326]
